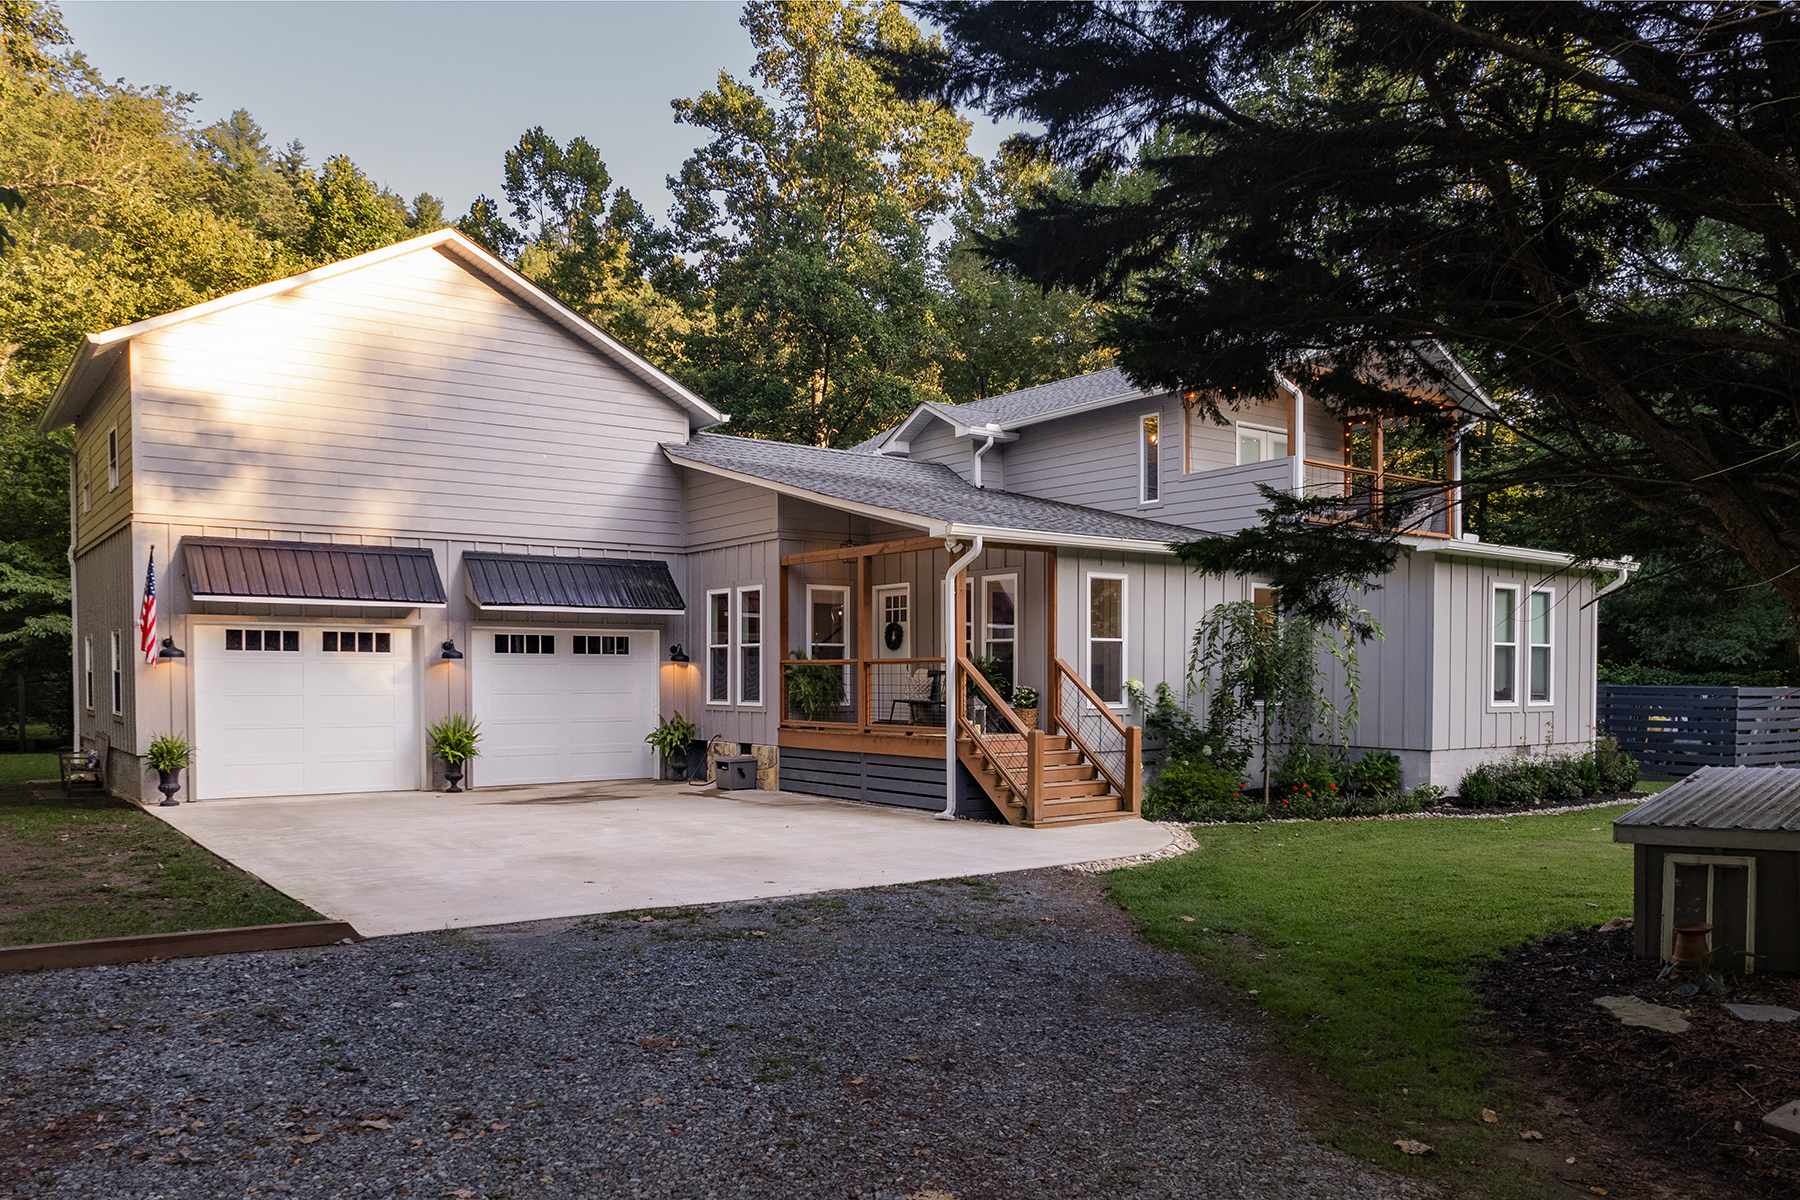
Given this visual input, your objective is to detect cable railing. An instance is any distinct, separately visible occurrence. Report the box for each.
[957,656,1039,819]
[1053,657,1138,807]
[780,657,945,730]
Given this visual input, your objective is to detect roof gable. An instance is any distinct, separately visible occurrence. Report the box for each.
[38,229,728,433]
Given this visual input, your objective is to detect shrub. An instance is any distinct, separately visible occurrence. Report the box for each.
[1144,754,1246,822]
[1458,742,1641,806]
[1351,749,1402,797]
[1459,764,1500,807]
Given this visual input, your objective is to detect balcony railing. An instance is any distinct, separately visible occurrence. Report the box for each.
[1300,459,1455,538]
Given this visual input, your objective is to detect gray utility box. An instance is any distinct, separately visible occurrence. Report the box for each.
[714,755,759,791]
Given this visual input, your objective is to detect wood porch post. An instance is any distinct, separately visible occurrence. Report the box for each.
[1026,727,1044,825]
[1044,549,1058,733]
[779,563,790,722]
[1372,417,1386,526]
[1125,725,1143,815]
[856,553,871,732]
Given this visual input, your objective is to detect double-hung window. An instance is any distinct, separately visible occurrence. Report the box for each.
[109,630,122,717]
[1087,574,1126,705]
[83,635,93,712]
[1492,586,1519,704]
[1528,589,1553,703]
[707,590,731,704]
[107,426,119,490]
[739,587,762,706]
[1139,416,1159,503]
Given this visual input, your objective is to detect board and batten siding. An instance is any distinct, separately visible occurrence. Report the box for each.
[74,359,132,557]
[685,539,780,747]
[73,526,142,799]
[128,245,693,550]
[1429,551,1599,770]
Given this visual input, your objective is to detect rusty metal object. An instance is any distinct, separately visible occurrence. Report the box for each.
[1672,922,1715,967]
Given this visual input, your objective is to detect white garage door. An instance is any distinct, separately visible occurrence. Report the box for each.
[472,628,659,787]
[193,624,419,800]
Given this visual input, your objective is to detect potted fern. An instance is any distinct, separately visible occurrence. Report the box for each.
[145,732,192,807]
[646,711,698,780]
[425,712,481,793]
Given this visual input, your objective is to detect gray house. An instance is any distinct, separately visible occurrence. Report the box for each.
[38,229,1617,824]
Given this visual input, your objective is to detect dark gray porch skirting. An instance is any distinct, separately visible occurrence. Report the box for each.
[779,748,1002,821]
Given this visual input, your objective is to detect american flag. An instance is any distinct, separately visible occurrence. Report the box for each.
[139,549,157,665]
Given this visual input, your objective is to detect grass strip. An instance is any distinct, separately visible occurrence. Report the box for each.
[0,757,320,946]
[1107,805,1638,1198]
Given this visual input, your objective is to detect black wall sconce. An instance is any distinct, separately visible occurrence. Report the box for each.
[440,640,464,661]
[668,644,690,663]
[156,636,185,662]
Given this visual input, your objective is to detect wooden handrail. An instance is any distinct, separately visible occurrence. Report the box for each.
[1053,658,1129,736]
[958,656,1032,737]
[1301,459,1445,488]
[958,712,1031,807]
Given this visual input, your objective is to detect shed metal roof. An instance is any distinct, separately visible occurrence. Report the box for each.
[464,553,685,613]
[1613,766,1800,839]
[183,537,446,606]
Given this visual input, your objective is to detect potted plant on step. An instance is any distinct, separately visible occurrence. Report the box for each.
[646,711,698,780]
[1011,686,1040,730]
[145,732,191,807]
[426,712,481,793]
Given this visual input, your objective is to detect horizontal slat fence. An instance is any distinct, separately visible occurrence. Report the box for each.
[1597,685,1800,776]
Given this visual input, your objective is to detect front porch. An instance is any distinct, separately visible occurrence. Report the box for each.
[775,536,1142,827]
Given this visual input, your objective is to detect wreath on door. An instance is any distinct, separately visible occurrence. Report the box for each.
[883,621,906,651]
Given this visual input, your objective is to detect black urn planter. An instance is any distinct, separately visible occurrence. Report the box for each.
[685,739,708,782]
[443,761,465,793]
[666,751,689,782]
[156,767,183,807]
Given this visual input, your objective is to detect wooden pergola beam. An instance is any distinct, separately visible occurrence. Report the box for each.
[779,535,946,567]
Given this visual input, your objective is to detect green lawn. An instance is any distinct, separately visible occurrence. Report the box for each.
[0,754,320,945]
[1108,805,1639,1196]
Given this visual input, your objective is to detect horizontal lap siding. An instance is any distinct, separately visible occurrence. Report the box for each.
[74,526,138,794]
[1004,402,1154,515]
[75,360,132,556]
[906,422,974,483]
[1151,459,1290,533]
[130,247,690,549]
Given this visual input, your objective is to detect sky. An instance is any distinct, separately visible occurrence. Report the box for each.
[60,1,1026,225]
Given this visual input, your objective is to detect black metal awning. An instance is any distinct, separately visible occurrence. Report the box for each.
[463,552,685,613]
[183,537,447,606]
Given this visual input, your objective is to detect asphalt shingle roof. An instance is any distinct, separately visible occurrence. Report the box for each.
[851,368,1147,452]
[665,433,1210,544]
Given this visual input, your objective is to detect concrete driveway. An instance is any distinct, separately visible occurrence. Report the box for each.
[149,782,1173,936]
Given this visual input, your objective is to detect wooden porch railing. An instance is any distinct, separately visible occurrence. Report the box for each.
[779,656,947,732]
[1052,657,1141,814]
[956,654,1043,824]
[1301,459,1455,538]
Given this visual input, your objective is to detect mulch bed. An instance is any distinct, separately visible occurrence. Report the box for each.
[1481,927,1800,1198]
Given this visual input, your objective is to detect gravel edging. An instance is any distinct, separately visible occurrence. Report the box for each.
[1063,821,1200,873]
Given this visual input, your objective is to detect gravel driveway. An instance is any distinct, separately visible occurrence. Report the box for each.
[1,870,1427,1199]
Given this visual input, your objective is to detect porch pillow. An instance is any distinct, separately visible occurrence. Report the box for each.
[903,668,934,701]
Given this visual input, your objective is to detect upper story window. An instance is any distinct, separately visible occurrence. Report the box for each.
[107,426,119,490]
[1237,423,1289,465]
[1139,416,1159,503]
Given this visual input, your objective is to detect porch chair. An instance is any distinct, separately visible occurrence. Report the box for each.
[889,667,945,725]
[59,749,104,795]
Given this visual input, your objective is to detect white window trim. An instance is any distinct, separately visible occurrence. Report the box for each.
[1660,853,1758,969]
[1084,571,1129,709]
[1235,421,1290,465]
[83,635,93,713]
[1138,414,1161,506]
[805,585,850,659]
[109,630,122,718]
[107,425,119,491]
[1491,583,1521,708]
[1527,587,1554,706]
[736,585,764,708]
[977,573,1019,682]
[705,588,732,707]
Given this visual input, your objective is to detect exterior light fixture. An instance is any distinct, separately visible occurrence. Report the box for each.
[668,644,690,663]
[156,636,185,662]
[440,640,464,661]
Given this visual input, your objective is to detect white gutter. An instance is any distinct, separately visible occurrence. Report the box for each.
[190,595,445,609]
[940,534,984,820]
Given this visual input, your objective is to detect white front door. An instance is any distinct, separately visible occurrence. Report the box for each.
[471,628,659,786]
[193,624,419,800]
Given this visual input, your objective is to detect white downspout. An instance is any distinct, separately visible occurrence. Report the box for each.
[1451,415,1478,539]
[972,435,996,489]
[1276,371,1305,493]
[1595,556,1638,600]
[940,533,984,820]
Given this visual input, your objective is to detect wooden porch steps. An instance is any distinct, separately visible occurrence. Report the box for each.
[956,735,1136,828]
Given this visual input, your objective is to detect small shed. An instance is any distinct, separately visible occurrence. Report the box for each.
[1613,766,1800,974]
